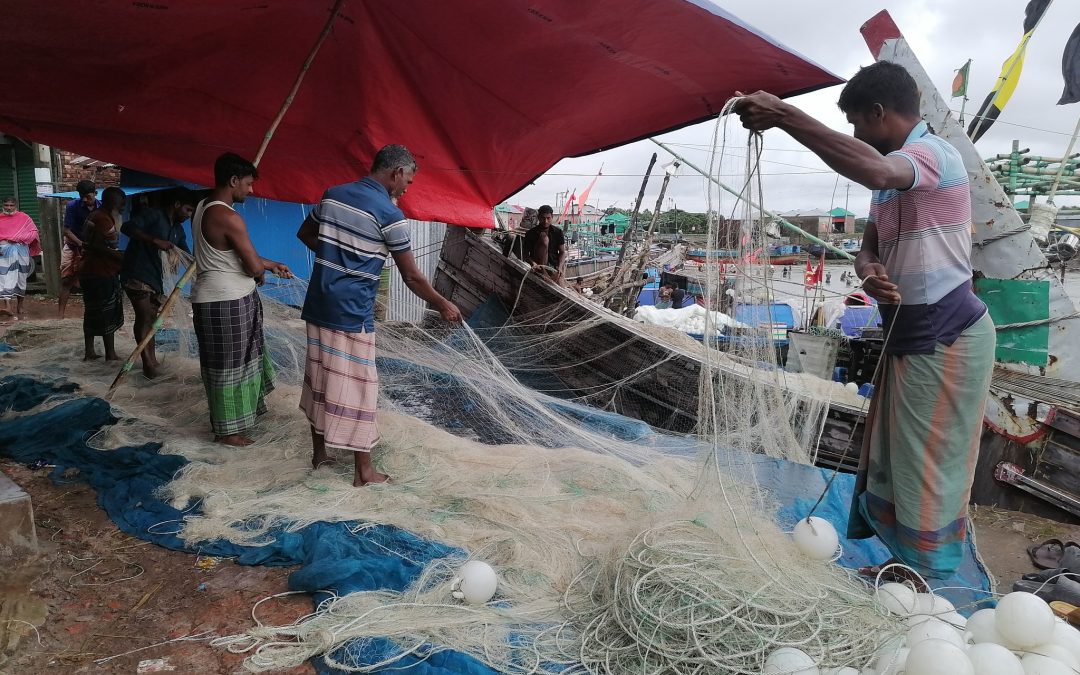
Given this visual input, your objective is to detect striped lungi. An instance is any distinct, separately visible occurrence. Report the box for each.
[192,289,275,437]
[0,242,30,299]
[80,275,124,336]
[299,324,379,452]
[847,312,996,579]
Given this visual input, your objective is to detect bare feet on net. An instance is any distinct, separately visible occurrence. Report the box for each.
[353,471,391,488]
[215,434,255,447]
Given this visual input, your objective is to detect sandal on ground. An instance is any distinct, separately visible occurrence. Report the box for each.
[1052,600,1080,628]
[1012,573,1080,606]
[1028,538,1067,570]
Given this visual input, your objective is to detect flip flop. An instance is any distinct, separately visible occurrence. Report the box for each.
[1013,574,1080,606]
[1028,538,1067,570]
[1052,600,1080,629]
[1061,542,1080,571]
[1021,567,1080,584]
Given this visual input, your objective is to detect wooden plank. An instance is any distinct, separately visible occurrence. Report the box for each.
[1046,408,1080,438]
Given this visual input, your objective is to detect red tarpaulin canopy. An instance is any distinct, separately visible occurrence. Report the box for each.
[2,1,840,228]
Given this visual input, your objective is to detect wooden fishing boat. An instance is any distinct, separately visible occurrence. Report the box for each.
[433,10,1080,524]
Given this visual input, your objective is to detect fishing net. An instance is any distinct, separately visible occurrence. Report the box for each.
[0,106,912,673]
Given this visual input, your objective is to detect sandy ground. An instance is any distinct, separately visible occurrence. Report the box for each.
[2,296,1080,672]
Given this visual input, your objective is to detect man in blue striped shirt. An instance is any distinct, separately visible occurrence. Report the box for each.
[297,145,461,486]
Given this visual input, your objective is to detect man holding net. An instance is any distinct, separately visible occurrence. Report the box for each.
[297,144,461,487]
[520,204,567,283]
[735,61,994,582]
[190,153,293,447]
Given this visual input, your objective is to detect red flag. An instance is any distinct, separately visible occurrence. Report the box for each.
[805,256,824,286]
[577,168,602,213]
[558,190,576,224]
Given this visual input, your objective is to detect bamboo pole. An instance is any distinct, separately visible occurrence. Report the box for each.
[106,0,346,398]
[605,154,657,310]
[618,162,678,314]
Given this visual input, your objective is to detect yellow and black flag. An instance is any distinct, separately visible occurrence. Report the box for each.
[969,0,1053,142]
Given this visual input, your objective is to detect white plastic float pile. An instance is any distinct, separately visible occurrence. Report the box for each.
[779,516,1080,675]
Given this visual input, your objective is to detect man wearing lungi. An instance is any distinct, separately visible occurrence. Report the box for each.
[0,196,41,320]
[736,61,994,581]
[79,187,127,361]
[296,144,461,486]
[190,153,293,447]
[121,187,196,378]
[59,180,99,318]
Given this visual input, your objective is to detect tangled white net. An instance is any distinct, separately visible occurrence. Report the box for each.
[0,104,914,673]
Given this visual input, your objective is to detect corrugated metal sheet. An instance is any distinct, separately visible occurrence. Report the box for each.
[386,220,447,323]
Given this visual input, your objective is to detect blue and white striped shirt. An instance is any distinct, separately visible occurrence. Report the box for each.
[301,177,411,332]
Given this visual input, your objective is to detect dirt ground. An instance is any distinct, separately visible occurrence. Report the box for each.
[0,462,312,675]
[2,296,1079,673]
[0,294,81,335]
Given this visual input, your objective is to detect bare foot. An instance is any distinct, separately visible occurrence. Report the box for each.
[311,451,337,470]
[142,364,159,379]
[354,471,391,487]
[83,352,102,361]
[105,353,120,362]
[215,434,255,447]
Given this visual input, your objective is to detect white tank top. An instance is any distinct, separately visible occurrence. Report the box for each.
[189,199,256,304]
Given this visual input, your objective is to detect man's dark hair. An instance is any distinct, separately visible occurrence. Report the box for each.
[671,288,686,306]
[371,144,417,173]
[101,186,125,208]
[837,61,920,118]
[2,196,15,203]
[168,186,197,207]
[537,205,554,217]
[214,152,258,188]
[76,179,97,197]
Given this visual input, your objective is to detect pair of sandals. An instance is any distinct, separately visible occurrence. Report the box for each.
[1021,539,1080,627]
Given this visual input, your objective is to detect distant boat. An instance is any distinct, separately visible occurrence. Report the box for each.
[687,244,801,265]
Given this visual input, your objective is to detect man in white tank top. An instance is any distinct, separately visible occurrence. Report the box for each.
[190,153,292,447]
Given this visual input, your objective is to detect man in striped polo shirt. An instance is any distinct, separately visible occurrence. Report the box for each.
[736,62,994,582]
[297,145,461,487]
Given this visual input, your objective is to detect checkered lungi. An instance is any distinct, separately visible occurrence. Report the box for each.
[0,242,30,299]
[299,324,380,452]
[191,289,275,437]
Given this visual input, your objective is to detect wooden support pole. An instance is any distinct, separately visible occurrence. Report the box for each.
[605,154,656,311]
[107,0,346,398]
[619,162,678,313]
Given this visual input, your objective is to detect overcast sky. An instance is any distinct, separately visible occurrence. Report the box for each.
[510,0,1080,218]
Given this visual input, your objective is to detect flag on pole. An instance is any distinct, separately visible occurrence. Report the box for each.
[804,255,824,287]
[558,190,576,224]
[951,59,971,98]
[969,0,1053,142]
[577,167,602,213]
